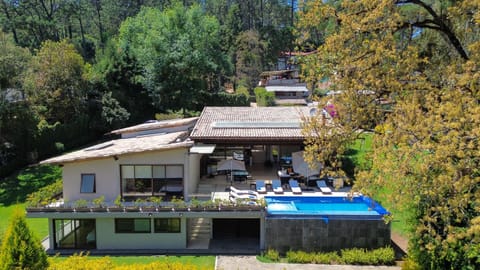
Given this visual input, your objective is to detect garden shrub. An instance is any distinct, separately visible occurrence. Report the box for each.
[313,251,342,264]
[286,250,315,264]
[254,87,275,106]
[26,179,63,207]
[370,247,395,265]
[263,249,280,262]
[0,209,48,270]
[283,247,395,265]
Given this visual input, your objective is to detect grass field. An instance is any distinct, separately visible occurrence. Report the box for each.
[0,203,49,240]
[345,133,410,237]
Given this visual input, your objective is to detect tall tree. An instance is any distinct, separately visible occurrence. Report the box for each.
[23,40,87,124]
[117,3,231,113]
[298,1,480,268]
[0,209,48,270]
[235,30,266,90]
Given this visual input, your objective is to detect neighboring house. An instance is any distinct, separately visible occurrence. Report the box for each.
[259,70,309,106]
[27,107,390,254]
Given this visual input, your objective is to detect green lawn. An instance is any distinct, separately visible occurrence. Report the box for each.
[0,203,49,240]
[346,133,411,237]
[0,165,59,241]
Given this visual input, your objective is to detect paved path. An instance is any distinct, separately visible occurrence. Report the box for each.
[215,256,401,270]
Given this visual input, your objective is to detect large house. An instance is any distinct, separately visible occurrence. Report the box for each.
[27,106,390,254]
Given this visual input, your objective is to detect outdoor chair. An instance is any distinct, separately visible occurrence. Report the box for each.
[272,179,284,194]
[229,190,257,200]
[256,180,267,194]
[288,179,302,194]
[316,180,333,194]
[230,186,258,196]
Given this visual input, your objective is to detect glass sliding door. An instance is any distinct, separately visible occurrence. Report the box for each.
[53,219,96,249]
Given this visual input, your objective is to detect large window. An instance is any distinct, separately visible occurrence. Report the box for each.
[154,218,181,233]
[115,218,151,233]
[121,165,183,199]
[53,219,96,249]
[80,174,95,193]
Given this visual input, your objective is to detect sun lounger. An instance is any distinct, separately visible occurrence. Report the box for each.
[272,179,284,194]
[256,180,267,194]
[289,179,302,194]
[229,191,257,200]
[229,186,258,196]
[316,180,332,194]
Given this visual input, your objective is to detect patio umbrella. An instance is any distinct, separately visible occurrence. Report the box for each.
[292,151,322,177]
[216,159,246,172]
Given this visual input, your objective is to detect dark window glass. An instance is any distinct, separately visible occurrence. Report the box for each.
[154,218,180,233]
[115,218,151,233]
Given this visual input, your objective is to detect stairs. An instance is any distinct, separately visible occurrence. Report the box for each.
[188,218,211,249]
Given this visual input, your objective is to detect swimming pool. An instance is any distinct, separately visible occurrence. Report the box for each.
[265,196,389,218]
[264,195,391,252]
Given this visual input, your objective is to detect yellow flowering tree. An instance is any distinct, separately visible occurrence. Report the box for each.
[298,0,479,268]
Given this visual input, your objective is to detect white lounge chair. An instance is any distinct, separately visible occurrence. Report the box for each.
[316,180,333,194]
[289,179,302,194]
[256,180,267,194]
[272,180,284,194]
[229,186,258,196]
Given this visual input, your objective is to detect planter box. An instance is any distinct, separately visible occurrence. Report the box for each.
[56,208,75,212]
[108,207,124,212]
[125,207,140,212]
[141,207,157,212]
[91,207,108,212]
[75,208,91,212]
[26,207,56,213]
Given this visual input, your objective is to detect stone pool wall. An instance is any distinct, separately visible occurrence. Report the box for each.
[264,217,391,253]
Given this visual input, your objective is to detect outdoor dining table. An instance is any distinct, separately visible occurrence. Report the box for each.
[231,170,249,182]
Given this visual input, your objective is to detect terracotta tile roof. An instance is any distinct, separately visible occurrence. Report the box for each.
[40,131,192,165]
[190,107,313,143]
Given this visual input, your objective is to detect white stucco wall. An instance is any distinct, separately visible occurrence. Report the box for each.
[62,147,190,202]
[95,217,187,249]
[186,153,201,197]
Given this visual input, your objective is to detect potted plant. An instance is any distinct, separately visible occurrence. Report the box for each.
[56,199,74,212]
[170,196,187,211]
[188,198,202,211]
[74,199,90,212]
[125,198,143,212]
[143,196,162,212]
[92,196,106,212]
[108,195,124,212]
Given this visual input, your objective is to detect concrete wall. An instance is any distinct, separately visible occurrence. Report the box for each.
[63,148,189,202]
[265,217,390,253]
[186,153,201,198]
[95,217,187,250]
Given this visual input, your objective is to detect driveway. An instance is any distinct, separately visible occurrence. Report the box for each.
[216,256,401,270]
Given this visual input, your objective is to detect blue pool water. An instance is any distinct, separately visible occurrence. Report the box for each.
[265,196,389,218]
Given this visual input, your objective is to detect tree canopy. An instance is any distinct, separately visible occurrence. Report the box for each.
[117,3,231,113]
[298,1,479,268]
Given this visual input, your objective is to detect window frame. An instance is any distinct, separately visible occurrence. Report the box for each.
[80,174,96,193]
[114,218,151,233]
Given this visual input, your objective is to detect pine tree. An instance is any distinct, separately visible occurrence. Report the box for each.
[0,208,48,270]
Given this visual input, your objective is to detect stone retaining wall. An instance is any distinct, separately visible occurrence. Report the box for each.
[265,217,390,253]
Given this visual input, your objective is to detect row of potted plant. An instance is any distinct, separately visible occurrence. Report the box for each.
[26,195,265,212]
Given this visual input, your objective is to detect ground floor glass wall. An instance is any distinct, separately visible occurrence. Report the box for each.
[53,219,96,249]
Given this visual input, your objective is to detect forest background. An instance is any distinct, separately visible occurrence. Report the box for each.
[0,1,479,269]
